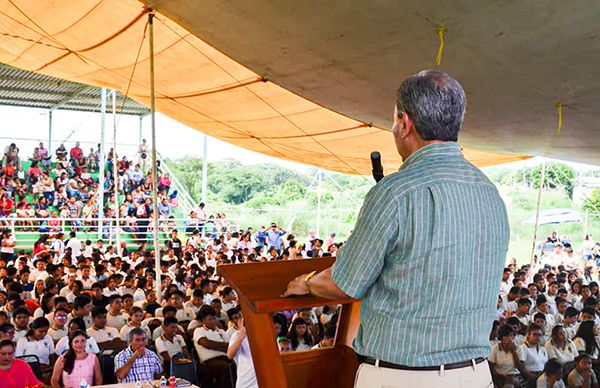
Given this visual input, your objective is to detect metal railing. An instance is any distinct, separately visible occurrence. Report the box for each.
[157,151,197,215]
[0,217,240,249]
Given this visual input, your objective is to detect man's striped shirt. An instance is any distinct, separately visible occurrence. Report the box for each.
[331,142,510,367]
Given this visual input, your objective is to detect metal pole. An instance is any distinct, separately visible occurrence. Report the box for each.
[316,169,322,238]
[98,88,107,240]
[201,134,208,204]
[138,115,143,145]
[48,110,52,153]
[148,12,161,300]
[530,162,546,268]
[112,90,121,254]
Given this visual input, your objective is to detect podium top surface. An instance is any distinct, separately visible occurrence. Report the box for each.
[217,258,355,313]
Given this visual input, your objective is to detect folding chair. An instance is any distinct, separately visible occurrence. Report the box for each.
[17,354,43,381]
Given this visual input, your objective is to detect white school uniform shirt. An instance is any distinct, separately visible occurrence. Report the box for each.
[106,312,129,331]
[487,343,519,375]
[48,327,68,342]
[152,324,184,341]
[229,332,258,388]
[120,323,152,342]
[544,340,578,366]
[155,334,186,358]
[15,335,55,364]
[574,337,600,359]
[517,343,548,373]
[536,373,566,388]
[193,326,230,363]
[55,336,99,356]
[87,326,120,344]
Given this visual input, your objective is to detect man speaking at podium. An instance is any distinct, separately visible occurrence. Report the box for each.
[284,70,509,387]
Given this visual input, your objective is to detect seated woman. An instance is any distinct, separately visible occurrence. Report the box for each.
[0,339,43,387]
[14,317,54,377]
[287,317,314,351]
[51,330,102,388]
[35,196,49,219]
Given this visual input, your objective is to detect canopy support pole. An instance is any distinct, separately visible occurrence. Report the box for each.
[48,110,52,153]
[138,115,143,145]
[112,90,121,254]
[201,134,208,204]
[148,11,161,301]
[98,87,107,241]
[530,162,546,268]
[316,169,322,238]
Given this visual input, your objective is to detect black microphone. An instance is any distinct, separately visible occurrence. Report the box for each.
[370,151,384,183]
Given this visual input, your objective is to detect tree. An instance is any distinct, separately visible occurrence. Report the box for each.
[583,189,600,218]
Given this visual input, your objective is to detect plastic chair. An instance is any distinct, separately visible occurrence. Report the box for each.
[171,360,198,386]
[99,350,118,384]
[17,354,43,381]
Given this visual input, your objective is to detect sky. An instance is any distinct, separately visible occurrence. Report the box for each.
[1,104,598,176]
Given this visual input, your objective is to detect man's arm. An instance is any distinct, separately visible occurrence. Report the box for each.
[282,268,349,300]
[198,337,228,352]
[115,350,141,381]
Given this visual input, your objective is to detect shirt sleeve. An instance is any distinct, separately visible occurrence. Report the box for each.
[331,182,398,299]
[516,345,526,363]
[113,351,126,371]
[14,338,25,357]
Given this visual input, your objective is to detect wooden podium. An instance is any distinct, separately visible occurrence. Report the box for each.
[218,257,360,388]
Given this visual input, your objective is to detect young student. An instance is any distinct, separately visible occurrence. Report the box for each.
[193,305,233,388]
[106,294,129,331]
[536,359,565,388]
[87,306,125,351]
[228,317,257,388]
[155,317,190,372]
[287,317,314,351]
[568,354,599,388]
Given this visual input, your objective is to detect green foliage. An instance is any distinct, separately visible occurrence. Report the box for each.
[488,163,576,199]
[583,189,600,218]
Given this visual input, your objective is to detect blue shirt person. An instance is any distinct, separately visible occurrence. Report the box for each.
[266,223,286,254]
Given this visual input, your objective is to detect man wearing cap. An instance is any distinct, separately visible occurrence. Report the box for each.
[266,223,286,255]
[284,70,509,387]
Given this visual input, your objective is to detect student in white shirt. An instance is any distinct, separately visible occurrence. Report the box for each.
[573,320,600,360]
[517,323,548,386]
[156,317,191,370]
[488,325,521,387]
[55,317,100,356]
[87,306,125,351]
[193,306,233,388]
[106,294,129,331]
[48,307,69,343]
[119,307,151,343]
[535,359,566,388]
[227,318,257,388]
[545,325,578,366]
[15,317,55,368]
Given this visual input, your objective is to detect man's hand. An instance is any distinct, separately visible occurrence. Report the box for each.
[134,346,146,359]
[282,274,309,297]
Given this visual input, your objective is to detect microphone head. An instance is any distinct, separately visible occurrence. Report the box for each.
[370,151,384,183]
[370,151,381,162]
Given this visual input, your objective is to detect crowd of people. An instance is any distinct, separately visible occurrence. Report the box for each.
[491,232,600,387]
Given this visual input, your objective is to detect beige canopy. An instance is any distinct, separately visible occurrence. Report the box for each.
[0,0,533,174]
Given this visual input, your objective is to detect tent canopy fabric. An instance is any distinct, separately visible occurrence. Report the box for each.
[0,0,530,174]
[524,208,582,225]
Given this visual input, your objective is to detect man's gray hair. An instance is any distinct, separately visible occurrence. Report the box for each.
[128,327,146,342]
[395,70,466,142]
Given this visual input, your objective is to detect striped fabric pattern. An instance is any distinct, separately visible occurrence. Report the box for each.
[331,142,510,367]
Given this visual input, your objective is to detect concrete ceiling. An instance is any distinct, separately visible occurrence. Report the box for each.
[143,0,600,164]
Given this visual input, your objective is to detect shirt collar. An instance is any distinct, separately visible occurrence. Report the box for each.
[399,142,462,171]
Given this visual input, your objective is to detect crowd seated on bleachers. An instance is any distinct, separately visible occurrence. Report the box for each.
[0,141,345,387]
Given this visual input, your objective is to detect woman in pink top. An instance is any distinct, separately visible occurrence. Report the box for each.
[0,339,43,388]
[51,330,102,388]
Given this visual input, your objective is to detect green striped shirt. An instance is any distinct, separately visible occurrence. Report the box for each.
[331,142,509,367]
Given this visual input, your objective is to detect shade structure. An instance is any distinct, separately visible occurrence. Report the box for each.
[524,208,582,225]
[0,0,530,174]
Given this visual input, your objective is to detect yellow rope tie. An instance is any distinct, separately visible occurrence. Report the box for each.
[555,102,563,136]
[436,25,446,66]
